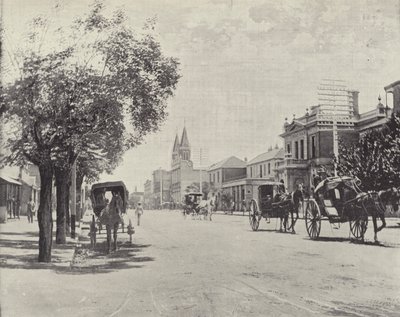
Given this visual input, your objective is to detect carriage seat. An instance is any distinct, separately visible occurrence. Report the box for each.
[323,199,338,216]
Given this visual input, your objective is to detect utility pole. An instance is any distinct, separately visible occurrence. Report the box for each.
[159,167,163,208]
[199,148,202,196]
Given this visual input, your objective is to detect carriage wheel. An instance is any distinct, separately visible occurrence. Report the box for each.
[349,211,368,239]
[248,200,260,231]
[305,200,321,239]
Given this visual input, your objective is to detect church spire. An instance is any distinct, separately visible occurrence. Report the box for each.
[180,126,190,148]
[172,134,180,152]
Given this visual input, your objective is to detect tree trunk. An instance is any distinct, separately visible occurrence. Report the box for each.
[55,167,71,244]
[38,163,53,263]
[76,174,84,221]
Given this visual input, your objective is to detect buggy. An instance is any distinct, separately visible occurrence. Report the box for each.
[248,181,301,232]
[89,181,134,250]
[304,176,377,240]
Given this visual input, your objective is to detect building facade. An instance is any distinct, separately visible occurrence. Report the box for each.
[279,83,396,193]
[170,127,208,204]
[152,169,171,208]
[208,156,247,210]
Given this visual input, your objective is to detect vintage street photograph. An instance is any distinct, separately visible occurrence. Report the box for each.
[1,0,399,316]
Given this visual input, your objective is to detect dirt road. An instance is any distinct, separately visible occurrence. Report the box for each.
[2,210,400,316]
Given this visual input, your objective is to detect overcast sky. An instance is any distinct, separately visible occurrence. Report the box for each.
[2,0,400,192]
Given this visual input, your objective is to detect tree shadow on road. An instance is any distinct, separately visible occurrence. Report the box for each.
[304,236,398,248]
[0,235,154,275]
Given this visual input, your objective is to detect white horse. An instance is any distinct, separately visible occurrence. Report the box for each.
[194,197,214,221]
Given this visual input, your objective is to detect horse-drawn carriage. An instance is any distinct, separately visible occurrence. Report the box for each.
[89,181,134,252]
[248,181,302,232]
[183,192,212,220]
[304,176,387,241]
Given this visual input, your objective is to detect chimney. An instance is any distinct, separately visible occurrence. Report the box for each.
[385,80,400,114]
[350,90,359,118]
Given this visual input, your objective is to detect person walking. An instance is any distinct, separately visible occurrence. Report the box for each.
[135,202,144,226]
[27,198,35,223]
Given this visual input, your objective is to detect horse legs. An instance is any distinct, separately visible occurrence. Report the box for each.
[290,210,299,234]
[113,223,119,251]
[106,225,112,254]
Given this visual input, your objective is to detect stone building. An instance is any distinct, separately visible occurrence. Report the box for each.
[208,156,247,210]
[143,179,153,209]
[170,127,207,204]
[152,169,171,208]
[278,83,396,193]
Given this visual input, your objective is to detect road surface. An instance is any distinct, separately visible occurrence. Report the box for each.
[2,210,400,316]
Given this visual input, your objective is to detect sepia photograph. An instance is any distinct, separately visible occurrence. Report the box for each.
[0,0,399,316]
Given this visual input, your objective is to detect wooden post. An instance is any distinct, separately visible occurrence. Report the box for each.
[70,162,76,239]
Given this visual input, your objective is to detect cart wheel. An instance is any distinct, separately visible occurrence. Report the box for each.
[349,210,368,239]
[305,199,321,239]
[249,200,260,231]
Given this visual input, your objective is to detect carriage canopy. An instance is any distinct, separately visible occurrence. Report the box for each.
[91,181,128,216]
[314,176,357,195]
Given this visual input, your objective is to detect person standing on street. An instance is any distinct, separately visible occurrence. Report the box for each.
[135,202,143,226]
[27,198,35,223]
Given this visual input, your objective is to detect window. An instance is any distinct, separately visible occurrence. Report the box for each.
[311,136,316,158]
[259,165,262,178]
[268,163,271,174]
[264,164,266,176]
[217,171,220,183]
[209,174,212,183]
[295,141,299,159]
[287,143,291,154]
[300,139,304,159]
[250,167,252,178]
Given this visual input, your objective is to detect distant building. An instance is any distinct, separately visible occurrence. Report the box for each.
[279,82,396,192]
[0,165,40,222]
[143,179,153,209]
[170,127,207,204]
[384,80,400,114]
[247,148,284,181]
[152,169,171,208]
[208,156,247,210]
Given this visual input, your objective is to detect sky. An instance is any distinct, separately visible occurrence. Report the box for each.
[2,0,400,192]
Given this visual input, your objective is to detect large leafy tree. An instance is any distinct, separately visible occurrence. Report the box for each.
[337,113,400,190]
[2,2,180,261]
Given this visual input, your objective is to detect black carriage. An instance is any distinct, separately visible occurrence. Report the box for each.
[89,181,134,246]
[183,192,203,217]
[248,181,295,231]
[304,176,372,240]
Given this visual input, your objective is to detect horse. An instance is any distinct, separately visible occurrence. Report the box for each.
[272,184,304,234]
[193,198,214,221]
[99,194,123,253]
[365,187,399,242]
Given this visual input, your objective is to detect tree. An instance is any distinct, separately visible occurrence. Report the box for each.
[2,2,180,261]
[185,181,212,199]
[337,113,400,190]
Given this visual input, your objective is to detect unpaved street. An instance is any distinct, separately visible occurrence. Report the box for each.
[2,210,400,316]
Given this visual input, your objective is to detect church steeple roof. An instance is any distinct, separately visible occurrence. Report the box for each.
[172,134,180,152]
[180,127,190,148]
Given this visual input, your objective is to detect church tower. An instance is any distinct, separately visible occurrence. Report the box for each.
[179,127,191,161]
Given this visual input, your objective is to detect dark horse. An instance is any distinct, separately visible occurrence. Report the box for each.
[365,187,399,242]
[271,184,304,234]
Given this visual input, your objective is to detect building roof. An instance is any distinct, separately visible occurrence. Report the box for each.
[248,148,284,165]
[172,134,180,152]
[208,156,246,171]
[180,127,190,147]
[0,175,22,185]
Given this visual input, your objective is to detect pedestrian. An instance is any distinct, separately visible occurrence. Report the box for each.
[27,198,35,223]
[135,202,144,226]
